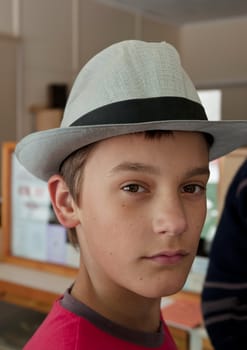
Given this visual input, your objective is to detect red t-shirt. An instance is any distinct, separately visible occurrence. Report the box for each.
[24,290,178,350]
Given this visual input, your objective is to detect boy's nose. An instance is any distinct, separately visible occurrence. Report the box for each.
[152,195,188,236]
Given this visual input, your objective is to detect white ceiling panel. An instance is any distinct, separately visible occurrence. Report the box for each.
[97,0,247,25]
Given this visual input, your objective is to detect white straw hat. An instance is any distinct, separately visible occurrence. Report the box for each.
[16,40,247,181]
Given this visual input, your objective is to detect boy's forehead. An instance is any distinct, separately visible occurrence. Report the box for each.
[83,131,210,180]
[86,131,209,162]
[95,130,207,146]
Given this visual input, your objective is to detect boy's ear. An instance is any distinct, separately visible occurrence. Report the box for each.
[48,174,80,228]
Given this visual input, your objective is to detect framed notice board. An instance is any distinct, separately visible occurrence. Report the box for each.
[1,142,79,277]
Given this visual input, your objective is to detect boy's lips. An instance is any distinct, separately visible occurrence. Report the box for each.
[144,250,189,265]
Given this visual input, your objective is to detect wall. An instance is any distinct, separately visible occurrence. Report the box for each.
[180,17,247,120]
[0,35,18,141]
[0,0,12,34]
[77,0,180,68]
[0,0,180,139]
[78,0,136,68]
[180,17,247,86]
[19,0,74,136]
[141,17,180,49]
[0,0,74,137]
[0,0,247,136]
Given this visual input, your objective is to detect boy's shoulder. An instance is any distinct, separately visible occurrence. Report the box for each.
[23,299,80,350]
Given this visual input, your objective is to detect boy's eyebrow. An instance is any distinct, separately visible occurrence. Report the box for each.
[109,162,160,175]
[185,166,210,178]
[109,162,210,177]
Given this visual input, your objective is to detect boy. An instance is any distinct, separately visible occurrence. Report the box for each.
[16,40,247,349]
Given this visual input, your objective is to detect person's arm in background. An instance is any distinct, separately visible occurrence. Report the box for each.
[201,159,247,350]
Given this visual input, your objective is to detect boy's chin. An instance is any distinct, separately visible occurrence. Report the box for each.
[134,279,187,300]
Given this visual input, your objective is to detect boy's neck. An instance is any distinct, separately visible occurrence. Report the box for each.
[71,269,162,333]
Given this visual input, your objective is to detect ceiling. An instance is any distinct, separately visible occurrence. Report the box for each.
[97,0,247,25]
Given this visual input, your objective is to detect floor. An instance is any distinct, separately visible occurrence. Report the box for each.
[0,301,46,350]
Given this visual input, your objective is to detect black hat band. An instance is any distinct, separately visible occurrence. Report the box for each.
[70,96,207,126]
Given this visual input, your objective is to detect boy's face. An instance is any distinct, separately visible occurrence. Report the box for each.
[71,131,209,298]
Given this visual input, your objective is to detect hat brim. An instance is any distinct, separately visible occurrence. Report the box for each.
[16,120,247,181]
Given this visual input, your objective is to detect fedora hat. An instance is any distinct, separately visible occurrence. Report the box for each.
[16,40,247,181]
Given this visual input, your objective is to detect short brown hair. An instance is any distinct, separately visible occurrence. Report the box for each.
[59,142,97,246]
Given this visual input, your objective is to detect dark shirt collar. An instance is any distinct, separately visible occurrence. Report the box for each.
[60,288,164,348]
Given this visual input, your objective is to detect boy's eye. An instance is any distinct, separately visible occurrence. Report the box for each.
[121,184,146,193]
[182,184,205,194]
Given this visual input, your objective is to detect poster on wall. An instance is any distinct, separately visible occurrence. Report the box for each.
[9,149,79,268]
